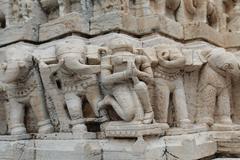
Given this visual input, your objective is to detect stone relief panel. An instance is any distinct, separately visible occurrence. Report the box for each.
[0,35,240,139]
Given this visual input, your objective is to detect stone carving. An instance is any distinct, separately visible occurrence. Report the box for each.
[98,38,154,124]
[39,0,59,20]
[176,0,209,24]
[227,0,240,33]
[9,0,32,25]
[152,44,191,128]
[49,39,108,133]
[40,0,91,20]
[197,48,240,128]
[0,84,8,135]
[0,46,54,135]
[0,10,6,28]
[165,0,181,20]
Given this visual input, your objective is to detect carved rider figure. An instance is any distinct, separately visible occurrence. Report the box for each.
[98,38,154,124]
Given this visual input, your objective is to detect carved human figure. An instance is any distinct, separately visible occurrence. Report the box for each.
[153,45,191,128]
[0,47,54,135]
[197,48,240,126]
[164,0,181,20]
[227,0,240,33]
[98,38,154,124]
[93,0,129,16]
[53,39,108,133]
[40,0,91,20]
[176,0,208,24]
[206,0,234,32]
[9,0,32,24]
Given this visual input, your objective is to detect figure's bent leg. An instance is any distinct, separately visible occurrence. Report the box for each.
[30,89,54,134]
[216,88,232,125]
[9,99,26,135]
[64,92,87,133]
[112,84,139,122]
[198,85,217,126]
[134,81,153,123]
[98,95,133,122]
[173,80,191,128]
[98,84,136,121]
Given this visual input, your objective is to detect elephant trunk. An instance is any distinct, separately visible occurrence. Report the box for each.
[64,57,100,75]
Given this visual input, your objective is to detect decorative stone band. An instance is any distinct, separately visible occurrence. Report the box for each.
[154,70,183,81]
[62,75,98,94]
[102,122,164,138]
[6,80,38,98]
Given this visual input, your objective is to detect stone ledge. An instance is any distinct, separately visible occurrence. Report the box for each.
[183,22,225,47]
[0,132,218,160]
[39,12,89,42]
[2,14,240,49]
[0,22,38,47]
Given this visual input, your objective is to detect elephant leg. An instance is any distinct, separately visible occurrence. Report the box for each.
[216,88,232,125]
[154,79,170,124]
[198,85,217,126]
[173,79,191,128]
[64,92,87,133]
[86,85,109,121]
[134,81,153,123]
[30,90,54,134]
[9,99,26,135]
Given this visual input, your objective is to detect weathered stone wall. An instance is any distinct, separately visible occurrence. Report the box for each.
[1,0,240,160]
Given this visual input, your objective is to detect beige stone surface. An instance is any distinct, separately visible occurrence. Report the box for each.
[2,0,240,159]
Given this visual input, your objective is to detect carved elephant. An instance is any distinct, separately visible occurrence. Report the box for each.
[52,39,108,133]
[197,48,240,126]
[152,45,191,128]
[98,38,154,124]
[0,47,54,135]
